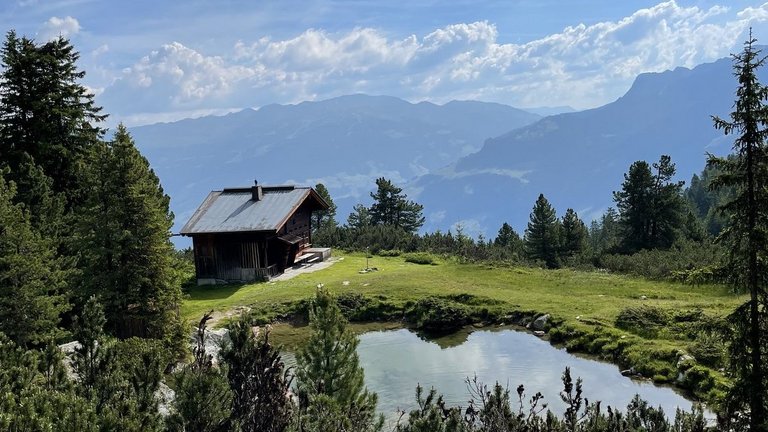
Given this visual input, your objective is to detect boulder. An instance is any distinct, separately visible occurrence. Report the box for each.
[190,327,230,365]
[531,314,551,331]
[156,382,176,417]
[533,330,546,337]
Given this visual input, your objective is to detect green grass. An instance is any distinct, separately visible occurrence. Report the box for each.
[182,253,742,327]
[181,252,745,402]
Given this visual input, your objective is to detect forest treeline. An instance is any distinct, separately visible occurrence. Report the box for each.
[1,29,767,432]
[313,155,728,282]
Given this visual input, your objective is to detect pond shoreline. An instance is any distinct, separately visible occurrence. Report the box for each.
[260,298,721,408]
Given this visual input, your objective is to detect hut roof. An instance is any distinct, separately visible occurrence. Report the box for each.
[180,185,328,235]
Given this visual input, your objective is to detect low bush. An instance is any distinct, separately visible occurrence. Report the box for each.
[377,249,402,257]
[403,252,437,265]
[406,297,468,333]
[615,306,669,338]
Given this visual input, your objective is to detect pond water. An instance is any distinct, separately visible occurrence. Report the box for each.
[352,328,706,421]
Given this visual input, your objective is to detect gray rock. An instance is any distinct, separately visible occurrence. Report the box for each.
[190,327,230,365]
[156,382,176,417]
[531,314,551,331]
[533,330,546,337]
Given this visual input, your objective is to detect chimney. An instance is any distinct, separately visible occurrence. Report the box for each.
[251,180,263,201]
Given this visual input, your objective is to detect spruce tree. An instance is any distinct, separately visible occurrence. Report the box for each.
[0,31,105,210]
[78,125,183,349]
[0,173,67,347]
[708,33,768,431]
[524,194,560,268]
[296,286,383,431]
[560,208,587,259]
[614,156,685,253]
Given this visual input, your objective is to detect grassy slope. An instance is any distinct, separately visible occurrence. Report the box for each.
[182,253,745,402]
[183,253,741,326]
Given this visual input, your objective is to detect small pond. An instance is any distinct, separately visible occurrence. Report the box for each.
[352,328,706,421]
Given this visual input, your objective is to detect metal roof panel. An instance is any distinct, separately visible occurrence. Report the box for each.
[180,187,311,234]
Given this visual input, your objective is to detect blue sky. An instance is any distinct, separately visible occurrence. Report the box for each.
[3,0,767,126]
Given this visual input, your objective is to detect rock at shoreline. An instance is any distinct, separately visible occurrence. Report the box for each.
[531,314,550,331]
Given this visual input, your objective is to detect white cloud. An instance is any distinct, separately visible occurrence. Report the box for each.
[39,16,80,41]
[99,1,768,121]
[91,44,109,57]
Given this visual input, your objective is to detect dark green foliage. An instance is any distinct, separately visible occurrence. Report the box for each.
[347,203,373,230]
[494,222,524,258]
[77,125,183,349]
[296,287,383,432]
[403,252,437,265]
[684,166,731,237]
[72,296,165,431]
[707,35,768,431]
[167,313,232,432]
[313,182,338,235]
[560,209,587,259]
[220,318,293,432]
[614,156,686,253]
[615,306,670,338]
[0,174,67,346]
[524,194,561,268]
[0,31,105,210]
[407,297,469,333]
[597,238,723,281]
[0,334,98,431]
[588,207,621,255]
[396,368,710,432]
[369,177,424,233]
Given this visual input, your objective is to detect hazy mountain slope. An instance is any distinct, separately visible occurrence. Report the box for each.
[130,94,541,235]
[413,56,765,237]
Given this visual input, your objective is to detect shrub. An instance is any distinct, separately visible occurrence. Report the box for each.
[407,297,468,333]
[403,252,437,265]
[615,306,669,338]
[377,249,402,257]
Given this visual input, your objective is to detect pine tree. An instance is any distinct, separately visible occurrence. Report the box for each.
[167,313,232,432]
[560,208,587,259]
[524,194,560,268]
[347,204,372,230]
[296,286,383,431]
[708,33,768,431]
[369,177,424,233]
[220,319,293,432]
[77,125,183,349]
[313,183,337,233]
[0,31,105,211]
[0,173,67,347]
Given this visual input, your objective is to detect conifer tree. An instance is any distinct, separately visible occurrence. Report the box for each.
[220,319,293,432]
[708,34,768,431]
[0,31,105,210]
[614,156,685,253]
[369,177,424,233]
[313,183,337,233]
[78,125,183,349]
[560,208,587,259]
[524,194,560,268]
[347,204,372,230]
[167,313,232,432]
[296,286,383,431]
[0,173,67,347]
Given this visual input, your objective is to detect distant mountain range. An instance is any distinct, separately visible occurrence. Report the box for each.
[131,55,765,243]
[414,56,765,236]
[131,95,541,238]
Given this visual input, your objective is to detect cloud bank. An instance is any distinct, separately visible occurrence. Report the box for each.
[97,1,768,123]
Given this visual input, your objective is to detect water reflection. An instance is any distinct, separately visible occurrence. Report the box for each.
[355,328,705,420]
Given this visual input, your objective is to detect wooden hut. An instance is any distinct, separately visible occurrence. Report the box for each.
[180,182,329,284]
